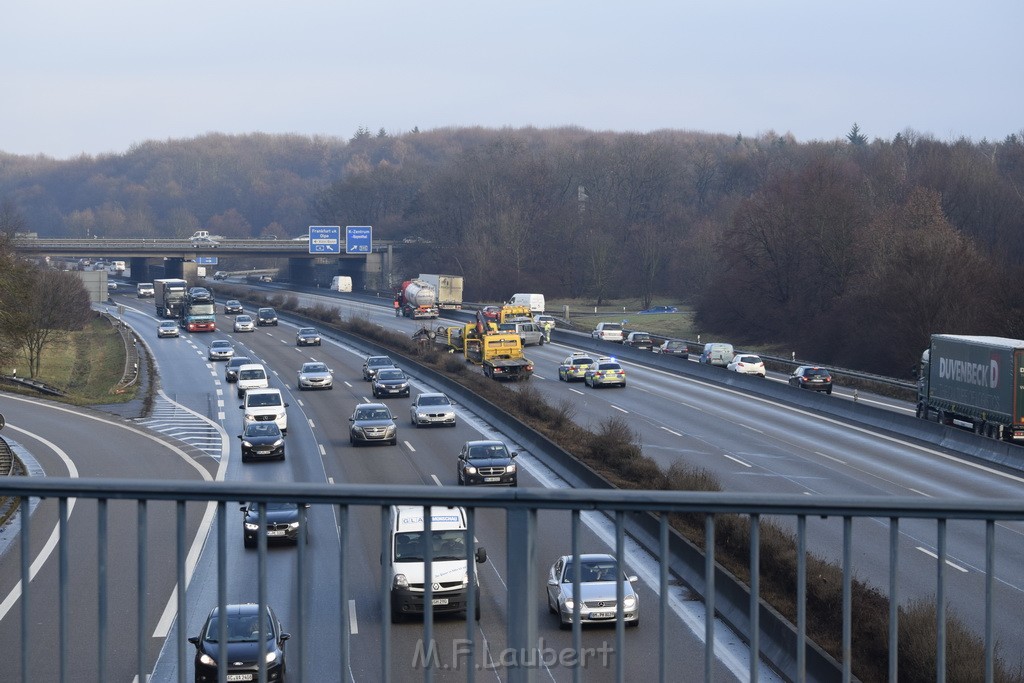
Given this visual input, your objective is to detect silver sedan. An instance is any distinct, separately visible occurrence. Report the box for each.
[546,553,640,629]
[409,392,456,427]
[296,361,333,390]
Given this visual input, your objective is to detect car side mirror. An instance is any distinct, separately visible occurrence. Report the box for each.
[547,578,558,586]
[284,402,290,407]
[476,547,487,563]
[349,417,355,422]
[510,452,519,459]
[280,633,291,643]
[188,636,200,646]
[237,435,243,440]
[627,575,638,583]
[238,404,244,409]
[239,505,246,512]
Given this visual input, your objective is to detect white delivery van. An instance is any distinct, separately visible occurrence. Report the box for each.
[386,505,487,623]
[331,275,352,292]
[507,293,545,314]
[235,363,269,398]
[239,387,289,433]
[700,342,735,367]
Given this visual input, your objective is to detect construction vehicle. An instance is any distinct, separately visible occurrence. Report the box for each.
[396,279,439,319]
[435,311,533,380]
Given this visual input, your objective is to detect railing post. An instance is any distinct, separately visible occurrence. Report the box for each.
[507,506,538,683]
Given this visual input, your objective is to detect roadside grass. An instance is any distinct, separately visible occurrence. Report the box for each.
[217,285,1024,681]
[21,314,135,405]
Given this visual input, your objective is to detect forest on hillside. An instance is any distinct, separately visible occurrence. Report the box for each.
[2,125,1024,376]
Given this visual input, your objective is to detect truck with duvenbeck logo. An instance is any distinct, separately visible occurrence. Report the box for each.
[916,334,1024,440]
[385,505,487,623]
[154,278,188,319]
[179,286,216,332]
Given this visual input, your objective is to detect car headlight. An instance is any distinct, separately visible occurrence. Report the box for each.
[241,440,254,448]
[506,464,517,473]
[393,573,409,589]
[623,595,637,609]
[465,466,477,475]
[287,522,300,529]
[398,383,408,389]
[272,439,284,448]
[385,425,396,436]
[563,598,574,610]
[244,522,260,531]
[352,427,365,437]
[461,573,469,586]
[198,652,216,666]
[265,651,277,664]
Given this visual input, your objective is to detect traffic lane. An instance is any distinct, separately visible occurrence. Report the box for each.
[0,394,212,681]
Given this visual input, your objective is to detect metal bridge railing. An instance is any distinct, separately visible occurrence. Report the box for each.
[0,477,1018,683]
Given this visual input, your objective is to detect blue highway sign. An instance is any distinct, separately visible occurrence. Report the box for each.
[195,256,218,265]
[346,225,372,254]
[309,225,341,254]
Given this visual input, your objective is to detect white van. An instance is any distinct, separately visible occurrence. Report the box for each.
[507,293,545,314]
[236,363,269,398]
[239,387,289,433]
[700,342,735,367]
[386,505,487,623]
[331,275,352,292]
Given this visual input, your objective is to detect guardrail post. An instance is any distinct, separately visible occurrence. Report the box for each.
[507,507,538,683]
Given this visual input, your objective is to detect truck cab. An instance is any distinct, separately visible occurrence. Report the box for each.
[386,505,486,623]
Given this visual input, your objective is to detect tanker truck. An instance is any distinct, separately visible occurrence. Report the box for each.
[396,279,439,319]
[916,334,1024,441]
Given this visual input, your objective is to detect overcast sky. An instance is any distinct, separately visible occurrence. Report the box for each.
[4,1,1021,159]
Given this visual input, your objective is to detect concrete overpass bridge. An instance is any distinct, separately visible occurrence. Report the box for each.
[10,237,399,288]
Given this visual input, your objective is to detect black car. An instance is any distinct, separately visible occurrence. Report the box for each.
[295,327,322,346]
[238,422,285,462]
[457,440,518,487]
[223,299,244,315]
[789,366,833,394]
[240,501,307,547]
[256,307,278,326]
[372,368,411,398]
[224,356,251,383]
[349,402,398,446]
[189,603,289,683]
[362,355,396,380]
[653,340,689,358]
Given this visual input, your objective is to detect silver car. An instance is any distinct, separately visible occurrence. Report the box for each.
[297,361,333,390]
[546,554,640,629]
[207,339,234,361]
[233,314,255,332]
[409,392,456,427]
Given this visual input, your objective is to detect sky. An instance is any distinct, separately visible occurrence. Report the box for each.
[3,1,1022,159]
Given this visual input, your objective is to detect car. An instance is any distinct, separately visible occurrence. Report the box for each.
[213,271,228,280]
[296,361,333,390]
[136,282,155,298]
[456,440,517,487]
[372,368,411,398]
[238,422,285,462]
[236,363,270,398]
[638,305,678,314]
[546,554,640,629]
[107,281,118,291]
[584,358,626,388]
[187,286,213,303]
[728,353,766,377]
[240,388,288,432]
[157,321,179,338]
[349,402,398,446]
[362,355,396,381]
[480,305,501,320]
[206,339,234,361]
[591,322,625,342]
[224,356,251,383]
[653,340,688,358]
[233,314,255,332]
[789,366,833,394]
[498,319,545,346]
[622,331,654,350]
[259,274,273,283]
[189,604,289,682]
[557,352,597,382]
[295,327,321,346]
[256,307,278,326]
[409,392,456,427]
[223,299,243,314]
[240,502,307,546]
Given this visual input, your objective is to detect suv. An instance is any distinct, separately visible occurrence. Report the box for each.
[498,320,545,347]
[789,366,833,394]
[256,307,278,326]
[457,440,518,487]
[584,358,627,388]
[240,388,289,432]
[349,402,398,446]
[591,322,624,342]
[557,352,597,382]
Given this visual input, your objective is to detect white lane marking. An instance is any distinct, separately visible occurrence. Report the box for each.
[405,441,415,451]
[815,451,846,465]
[308,419,315,429]
[660,426,682,436]
[916,547,969,572]
[320,444,327,457]
[430,474,443,486]
[349,600,359,634]
[722,453,752,468]
[328,477,335,484]
[909,488,931,497]
[611,405,628,414]
[569,388,584,395]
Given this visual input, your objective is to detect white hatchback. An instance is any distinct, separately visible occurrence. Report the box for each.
[727,354,766,377]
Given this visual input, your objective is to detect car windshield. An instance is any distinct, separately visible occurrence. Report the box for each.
[418,395,449,406]
[160,323,175,329]
[563,560,620,583]
[239,370,264,380]
[738,356,760,363]
[601,324,622,331]
[244,423,280,437]
[805,368,829,377]
[229,358,250,367]
[247,394,281,407]
[357,409,391,421]
[300,328,316,334]
[212,342,230,349]
[567,357,593,365]
[377,370,404,380]
[468,444,508,460]
[303,363,328,373]
[395,530,467,561]
[236,316,251,322]
[599,363,620,370]
[227,300,239,305]
[368,357,392,367]
[206,612,273,643]
[665,342,683,349]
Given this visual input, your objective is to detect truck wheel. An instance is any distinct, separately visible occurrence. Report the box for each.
[915,404,925,419]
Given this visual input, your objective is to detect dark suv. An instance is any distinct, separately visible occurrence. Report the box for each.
[256,307,278,326]
[457,440,518,487]
[789,366,833,394]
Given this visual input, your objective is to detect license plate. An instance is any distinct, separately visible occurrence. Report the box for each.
[226,675,253,682]
[431,598,449,606]
[590,612,613,619]
[268,530,286,536]
[484,477,500,483]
